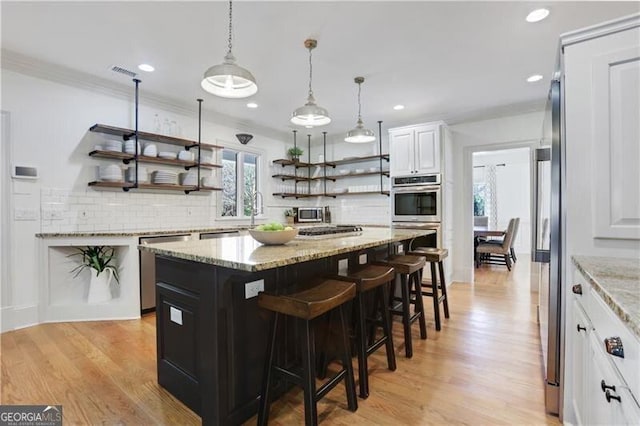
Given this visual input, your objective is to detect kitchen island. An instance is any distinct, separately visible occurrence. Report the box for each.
[139,227,433,425]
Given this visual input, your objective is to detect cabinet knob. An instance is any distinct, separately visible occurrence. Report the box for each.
[572,284,582,295]
[604,336,624,358]
[601,380,616,393]
[576,324,587,333]
[605,390,622,403]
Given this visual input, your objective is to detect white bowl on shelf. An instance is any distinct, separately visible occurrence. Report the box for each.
[158,151,178,160]
[178,150,194,161]
[143,144,157,157]
[355,168,365,174]
[339,169,350,175]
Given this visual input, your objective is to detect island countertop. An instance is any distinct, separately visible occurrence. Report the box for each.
[139,227,434,272]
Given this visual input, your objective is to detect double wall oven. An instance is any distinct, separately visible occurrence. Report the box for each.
[391,174,442,249]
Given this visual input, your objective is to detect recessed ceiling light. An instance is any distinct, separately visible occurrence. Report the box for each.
[393,105,405,111]
[526,8,550,23]
[247,102,258,108]
[138,64,155,72]
[527,74,544,83]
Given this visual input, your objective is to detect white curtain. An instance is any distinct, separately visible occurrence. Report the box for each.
[486,165,498,229]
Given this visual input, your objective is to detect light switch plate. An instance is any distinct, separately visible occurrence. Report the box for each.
[359,253,367,264]
[14,208,38,221]
[338,258,348,275]
[245,279,264,299]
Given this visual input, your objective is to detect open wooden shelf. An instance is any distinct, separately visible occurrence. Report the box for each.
[272,159,314,168]
[273,190,389,199]
[88,181,135,189]
[325,154,389,167]
[89,150,135,162]
[330,171,390,179]
[88,181,221,193]
[90,124,223,150]
[90,151,223,170]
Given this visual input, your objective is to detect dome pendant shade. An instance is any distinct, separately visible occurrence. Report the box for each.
[345,76,375,143]
[291,93,331,126]
[345,118,376,143]
[201,1,257,99]
[291,39,330,127]
[201,53,258,98]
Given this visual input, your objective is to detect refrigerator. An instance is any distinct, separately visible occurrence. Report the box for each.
[532,79,563,416]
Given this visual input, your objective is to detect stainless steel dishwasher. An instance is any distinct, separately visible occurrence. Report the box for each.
[139,234,192,313]
[199,230,240,239]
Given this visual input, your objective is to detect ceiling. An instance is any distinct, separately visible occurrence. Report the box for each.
[2,1,638,140]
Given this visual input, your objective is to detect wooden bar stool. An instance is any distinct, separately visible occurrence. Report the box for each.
[257,279,358,426]
[335,264,396,399]
[376,255,427,358]
[408,247,450,331]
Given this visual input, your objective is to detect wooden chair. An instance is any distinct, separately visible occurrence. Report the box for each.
[407,247,450,331]
[483,217,520,262]
[257,279,358,425]
[476,218,518,271]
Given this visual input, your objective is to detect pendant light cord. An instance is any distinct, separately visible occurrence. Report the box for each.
[357,82,362,120]
[308,47,314,97]
[227,0,233,55]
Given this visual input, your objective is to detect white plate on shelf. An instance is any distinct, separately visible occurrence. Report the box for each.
[158,151,177,160]
[339,169,350,175]
[355,168,365,174]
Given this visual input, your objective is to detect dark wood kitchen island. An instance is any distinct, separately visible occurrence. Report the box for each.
[138,227,433,425]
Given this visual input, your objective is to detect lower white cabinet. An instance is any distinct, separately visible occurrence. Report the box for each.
[569,268,640,425]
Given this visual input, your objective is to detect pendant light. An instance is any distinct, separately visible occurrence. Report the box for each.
[201,1,257,98]
[345,76,375,143]
[291,39,331,127]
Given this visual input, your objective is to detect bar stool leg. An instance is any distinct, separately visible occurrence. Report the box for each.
[439,261,450,319]
[355,292,369,399]
[339,304,358,412]
[400,274,413,358]
[430,262,442,331]
[257,313,279,426]
[413,270,427,339]
[300,318,318,426]
[380,283,397,371]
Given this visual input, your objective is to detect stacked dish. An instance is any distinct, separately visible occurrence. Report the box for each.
[99,165,122,181]
[201,176,216,187]
[124,140,141,155]
[369,167,380,173]
[104,139,122,152]
[143,144,158,157]
[355,168,365,174]
[151,170,178,185]
[158,151,177,160]
[339,169,350,175]
[179,170,198,186]
[126,166,148,183]
[178,150,194,161]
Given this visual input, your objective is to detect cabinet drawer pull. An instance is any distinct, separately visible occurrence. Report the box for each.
[600,380,616,393]
[576,324,587,333]
[604,336,624,358]
[605,390,621,403]
[571,284,582,295]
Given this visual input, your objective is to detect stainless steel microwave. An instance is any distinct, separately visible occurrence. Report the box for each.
[391,185,441,222]
[295,207,323,223]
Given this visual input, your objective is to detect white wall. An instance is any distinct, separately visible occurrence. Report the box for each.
[0,69,320,331]
[473,147,531,255]
[450,111,544,283]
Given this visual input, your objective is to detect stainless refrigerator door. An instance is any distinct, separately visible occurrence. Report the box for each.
[532,80,562,415]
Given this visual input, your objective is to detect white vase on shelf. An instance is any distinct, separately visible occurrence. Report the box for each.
[87,268,113,304]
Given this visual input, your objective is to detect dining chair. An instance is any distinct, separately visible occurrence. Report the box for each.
[475,218,518,270]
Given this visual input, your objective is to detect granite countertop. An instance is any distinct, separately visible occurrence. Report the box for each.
[139,227,434,272]
[572,256,640,340]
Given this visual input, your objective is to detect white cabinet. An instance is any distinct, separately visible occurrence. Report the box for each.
[389,123,442,176]
[568,267,640,425]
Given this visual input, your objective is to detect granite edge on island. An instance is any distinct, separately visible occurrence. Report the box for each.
[139,228,434,272]
[572,255,640,340]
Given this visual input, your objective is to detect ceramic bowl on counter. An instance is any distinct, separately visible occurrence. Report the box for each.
[248,228,298,245]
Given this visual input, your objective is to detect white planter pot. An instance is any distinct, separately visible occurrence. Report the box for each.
[87,268,113,304]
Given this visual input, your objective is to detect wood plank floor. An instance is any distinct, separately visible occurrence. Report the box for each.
[1,260,559,425]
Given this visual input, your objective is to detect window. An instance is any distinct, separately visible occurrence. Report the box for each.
[221,149,260,218]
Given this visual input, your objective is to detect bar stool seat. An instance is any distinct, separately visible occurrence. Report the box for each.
[408,247,450,331]
[375,255,427,358]
[335,264,396,399]
[257,279,358,426]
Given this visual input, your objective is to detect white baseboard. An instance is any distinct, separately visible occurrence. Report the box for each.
[1,304,39,333]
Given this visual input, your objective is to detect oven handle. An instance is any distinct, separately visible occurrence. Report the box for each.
[391,185,441,193]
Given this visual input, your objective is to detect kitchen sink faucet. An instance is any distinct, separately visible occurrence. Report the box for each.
[250,191,264,227]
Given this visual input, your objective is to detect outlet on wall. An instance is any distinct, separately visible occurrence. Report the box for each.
[245,279,264,299]
[338,258,348,275]
[359,253,367,264]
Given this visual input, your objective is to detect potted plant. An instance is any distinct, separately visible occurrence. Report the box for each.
[284,209,296,225]
[287,146,304,162]
[69,246,120,304]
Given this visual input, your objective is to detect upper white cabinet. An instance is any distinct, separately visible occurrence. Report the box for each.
[389,123,442,176]
[564,20,640,240]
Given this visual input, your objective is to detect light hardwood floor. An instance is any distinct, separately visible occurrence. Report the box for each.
[1,261,559,425]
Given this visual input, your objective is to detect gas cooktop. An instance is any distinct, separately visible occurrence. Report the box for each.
[297,225,363,239]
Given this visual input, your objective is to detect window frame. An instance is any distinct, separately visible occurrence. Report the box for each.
[218,146,264,220]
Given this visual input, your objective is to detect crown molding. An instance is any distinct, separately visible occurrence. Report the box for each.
[1,49,290,142]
